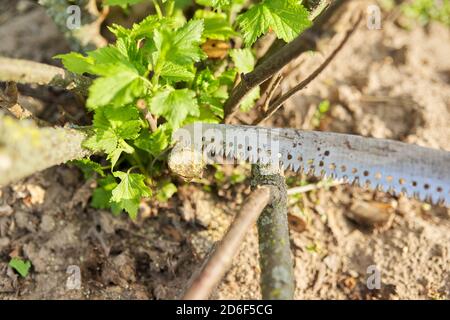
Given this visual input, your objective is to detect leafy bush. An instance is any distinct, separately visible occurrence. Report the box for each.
[402,0,450,26]
[56,0,311,218]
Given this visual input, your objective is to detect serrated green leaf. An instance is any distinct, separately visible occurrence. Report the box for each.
[54,52,94,74]
[111,171,151,219]
[156,180,177,202]
[58,45,148,109]
[87,66,147,109]
[134,126,170,157]
[112,172,151,200]
[170,19,207,64]
[159,61,195,82]
[83,106,141,167]
[71,158,105,179]
[150,88,199,129]
[186,105,221,123]
[147,19,206,83]
[104,0,145,6]
[237,0,311,46]
[109,15,162,40]
[196,0,231,9]
[111,198,140,219]
[9,258,31,278]
[194,10,236,40]
[229,48,255,74]
[87,46,130,70]
[91,175,118,209]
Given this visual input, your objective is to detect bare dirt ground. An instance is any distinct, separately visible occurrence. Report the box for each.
[0,1,449,299]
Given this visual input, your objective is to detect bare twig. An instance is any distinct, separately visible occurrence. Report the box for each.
[223,0,348,123]
[0,57,92,96]
[260,73,283,113]
[183,187,271,300]
[251,163,294,300]
[253,13,362,125]
[137,99,158,132]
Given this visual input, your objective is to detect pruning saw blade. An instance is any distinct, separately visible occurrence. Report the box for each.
[173,123,450,207]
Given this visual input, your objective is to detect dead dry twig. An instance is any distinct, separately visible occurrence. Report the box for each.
[183,187,271,300]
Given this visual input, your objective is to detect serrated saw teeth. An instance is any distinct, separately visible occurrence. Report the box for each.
[176,123,450,207]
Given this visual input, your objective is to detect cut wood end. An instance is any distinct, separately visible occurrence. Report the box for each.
[168,143,206,181]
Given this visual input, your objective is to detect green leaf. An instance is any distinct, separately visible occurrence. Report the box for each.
[194,10,236,40]
[112,172,151,200]
[87,66,147,109]
[193,68,232,119]
[196,0,231,9]
[149,88,199,129]
[169,19,206,64]
[104,0,146,6]
[237,0,311,46]
[134,126,170,157]
[83,106,142,167]
[159,61,195,82]
[229,48,255,74]
[109,15,163,40]
[156,180,177,202]
[240,86,260,112]
[9,258,31,278]
[111,171,151,219]
[54,52,94,74]
[91,175,118,209]
[71,158,105,179]
[58,45,147,109]
[147,19,206,82]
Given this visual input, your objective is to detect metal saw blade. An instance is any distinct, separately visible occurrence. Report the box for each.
[174,123,450,207]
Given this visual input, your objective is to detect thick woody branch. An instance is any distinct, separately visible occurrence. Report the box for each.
[251,164,295,300]
[0,113,90,186]
[223,0,348,123]
[0,57,92,96]
[183,187,271,300]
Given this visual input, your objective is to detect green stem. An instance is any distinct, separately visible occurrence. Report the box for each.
[165,0,175,17]
[131,152,146,175]
[152,0,163,19]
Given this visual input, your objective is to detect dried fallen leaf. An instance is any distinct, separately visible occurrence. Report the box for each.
[288,213,307,232]
[201,40,230,59]
[345,200,395,228]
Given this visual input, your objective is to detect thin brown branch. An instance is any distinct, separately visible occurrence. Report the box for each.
[182,187,271,300]
[137,99,158,132]
[261,73,283,113]
[0,57,92,96]
[253,12,362,125]
[222,0,348,123]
